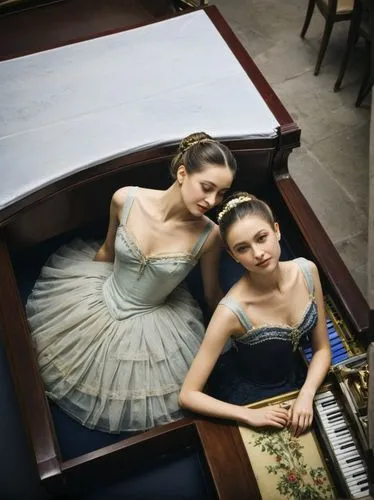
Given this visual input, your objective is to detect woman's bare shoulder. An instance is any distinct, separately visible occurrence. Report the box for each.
[112,186,131,203]
[213,301,245,336]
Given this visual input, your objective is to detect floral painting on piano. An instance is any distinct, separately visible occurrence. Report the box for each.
[239,396,336,500]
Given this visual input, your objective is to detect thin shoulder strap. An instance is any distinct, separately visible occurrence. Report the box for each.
[120,186,139,225]
[219,296,252,331]
[295,257,315,296]
[191,220,214,257]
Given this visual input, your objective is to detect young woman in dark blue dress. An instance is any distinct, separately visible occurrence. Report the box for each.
[179,192,331,437]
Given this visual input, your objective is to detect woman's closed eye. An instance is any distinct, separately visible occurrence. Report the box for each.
[201,183,213,193]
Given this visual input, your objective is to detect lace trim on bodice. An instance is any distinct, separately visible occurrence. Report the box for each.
[117,225,197,276]
[117,186,213,276]
[234,297,318,351]
[221,258,318,352]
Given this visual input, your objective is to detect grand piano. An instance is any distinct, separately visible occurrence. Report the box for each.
[0,3,372,499]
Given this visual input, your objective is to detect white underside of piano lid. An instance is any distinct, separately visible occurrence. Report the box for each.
[0,10,279,211]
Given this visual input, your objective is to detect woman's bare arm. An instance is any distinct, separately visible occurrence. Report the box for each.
[199,225,224,311]
[179,306,289,428]
[300,262,332,395]
[94,187,128,262]
[289,262,332,436]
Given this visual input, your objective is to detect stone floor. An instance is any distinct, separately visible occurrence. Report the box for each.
[214,0,370,300]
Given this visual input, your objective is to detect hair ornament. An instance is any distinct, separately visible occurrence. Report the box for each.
[182,138,216,154]
[217,196,252,222]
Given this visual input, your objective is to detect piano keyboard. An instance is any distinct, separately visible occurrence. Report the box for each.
[314,391,369,499]
[304,317,349,365]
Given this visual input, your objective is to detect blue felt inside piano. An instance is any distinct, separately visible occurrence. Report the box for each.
[300,296,363,367]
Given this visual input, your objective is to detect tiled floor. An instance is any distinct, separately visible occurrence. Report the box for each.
[214,0,370,299]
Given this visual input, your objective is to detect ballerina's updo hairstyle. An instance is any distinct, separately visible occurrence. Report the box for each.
[170,132,237,180]
[218,191,276,246]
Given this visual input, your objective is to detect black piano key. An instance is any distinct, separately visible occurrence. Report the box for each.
[328,413,343,422]
[334,425,348,433]
[340,442,355,450]
[352,471,366,478]
[321,400,336,408]
[346,456,361,464]
[326,409,341,417]
[357,479,368,485]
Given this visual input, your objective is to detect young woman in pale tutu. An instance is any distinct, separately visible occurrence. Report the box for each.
[26,132,236,433]
[179,192,331,437]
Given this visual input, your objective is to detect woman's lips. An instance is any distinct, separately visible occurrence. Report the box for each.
[197,204,208,213]
[256,258,271,267]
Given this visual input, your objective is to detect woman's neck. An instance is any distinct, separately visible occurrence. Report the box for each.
[157,182,195,222]
[246,263,285,294]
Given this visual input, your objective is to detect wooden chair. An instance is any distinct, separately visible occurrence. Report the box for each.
[334,0,373,106]
[300,0,355,75]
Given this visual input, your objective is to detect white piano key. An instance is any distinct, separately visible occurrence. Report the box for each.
[321,415,345,424]
[340,453,362,465]
[330,436,353,447]
[342,463,364,475]
[314,392,334,402]
[345,467,366,481]
[350,483,369,497]
[341,460,364,474]
[314,391,369,498]
[346,470,366,485]
[344,463,366,480]
[327,428,349,438]
[330,437,352,447]
[335,442,356,455]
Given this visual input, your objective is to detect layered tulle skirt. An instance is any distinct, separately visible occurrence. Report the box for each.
[26,240,205,433]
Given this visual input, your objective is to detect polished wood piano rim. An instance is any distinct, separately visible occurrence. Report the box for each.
[0,3,371,498]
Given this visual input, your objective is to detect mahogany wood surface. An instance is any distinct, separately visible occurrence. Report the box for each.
[196,419,261,500]
[274,177,369,338]
[0,238,61,482]
[0,3,371,499]
[0,0,174,60]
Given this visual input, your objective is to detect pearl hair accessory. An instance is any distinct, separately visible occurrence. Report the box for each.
[217,196,252,223]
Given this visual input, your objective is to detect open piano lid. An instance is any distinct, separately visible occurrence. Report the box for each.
[0,9,280,215]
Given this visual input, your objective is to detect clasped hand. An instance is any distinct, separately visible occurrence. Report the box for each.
[245,390,314,437]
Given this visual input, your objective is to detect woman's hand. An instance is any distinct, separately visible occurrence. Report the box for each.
[288,390,314,437]
[243,405,289,429]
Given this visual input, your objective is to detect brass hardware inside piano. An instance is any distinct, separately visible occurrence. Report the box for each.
[337,361,369,413]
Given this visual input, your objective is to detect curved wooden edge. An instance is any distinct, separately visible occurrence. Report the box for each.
[62,417,195,471]
[195,418,261,500]
[0,236,61,481]
[60,416,261,499]
[0,0,176,61]
[0,138,278,229]
[205,5,299,131]
[276,176,369,336]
